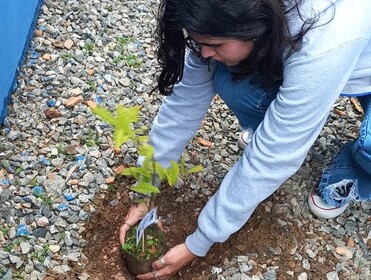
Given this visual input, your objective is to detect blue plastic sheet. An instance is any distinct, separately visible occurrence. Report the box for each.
[0,0,43,124]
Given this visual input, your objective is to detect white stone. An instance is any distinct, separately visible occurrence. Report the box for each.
[240,274,252,280]
[20,242,31,254]
[302,259,311,270]
[211,266,223,275]
[9,255,23,269]
[89,150,101,158]
[67,252,80,262]
[327,271,339,280]
[54,217,68,228]
[49,244,60,253]
[52,265,70,274]
[37,217,49,227]
[236,255,250,263]
[298,272,308,280]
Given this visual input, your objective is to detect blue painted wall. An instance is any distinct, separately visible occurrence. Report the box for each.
[0,0,43,124]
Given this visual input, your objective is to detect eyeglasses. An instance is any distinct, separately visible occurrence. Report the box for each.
[185,36,258,55]
[185,36,202,55]
[185,36,223,54]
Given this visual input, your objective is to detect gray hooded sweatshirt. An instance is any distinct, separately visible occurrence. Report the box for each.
[148,0,371,256]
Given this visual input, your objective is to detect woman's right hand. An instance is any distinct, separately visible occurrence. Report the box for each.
[119,201,150,245]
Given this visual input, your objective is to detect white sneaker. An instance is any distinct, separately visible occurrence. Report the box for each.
[237,128,253,149]
[308,180,357,219]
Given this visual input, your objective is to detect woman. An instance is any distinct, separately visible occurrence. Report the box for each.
[120,0,371,278]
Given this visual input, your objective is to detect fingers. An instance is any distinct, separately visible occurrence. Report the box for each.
[136,268,170,280]
[156,219,164,231]
[119,223,131,245]
[159,255,166,267]
[137,244,197,279]
[151,271,161,280]
[136,255,170,279]
[151,255,165,271]
[151,269,168,280]
[126,203,148,223]
[119,202,149,245]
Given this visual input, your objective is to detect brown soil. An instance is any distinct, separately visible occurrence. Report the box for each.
[64,175,341,280]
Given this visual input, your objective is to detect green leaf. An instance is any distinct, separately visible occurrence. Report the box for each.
[179,156,186,175]
[184,164,204,175]
[122,243,132,251]
[113,129,131,148]
[91,105,143,149]
[118,105,140,123]
[131,182,160,195]
[137,135,149,143]
[122,166,152,181]
[91,106,116,125]
[165,161,180,187]
[140,157,155,175]
[154,162,167,181]
[138,144,155,158]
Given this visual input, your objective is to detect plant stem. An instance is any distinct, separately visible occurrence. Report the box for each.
[148,157,156,210]
[142,157,156,255]
[142,231,145,254]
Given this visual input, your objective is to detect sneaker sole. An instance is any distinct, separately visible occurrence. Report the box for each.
[308,187,348,219]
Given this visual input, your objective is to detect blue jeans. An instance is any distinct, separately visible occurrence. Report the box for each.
[214,64,278,131]
[319,94,371,204]
[214,63,371,203]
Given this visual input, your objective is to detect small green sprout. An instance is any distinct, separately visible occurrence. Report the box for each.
[83,42,95,54]
[0,226,10,235]
[87,80,97,91]
[61,53,76,61]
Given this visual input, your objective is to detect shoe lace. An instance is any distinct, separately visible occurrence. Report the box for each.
[329,180,359,202]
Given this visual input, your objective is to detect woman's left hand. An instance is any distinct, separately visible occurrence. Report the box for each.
[136,243,197,280]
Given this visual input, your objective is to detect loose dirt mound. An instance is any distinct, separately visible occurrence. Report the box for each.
[65,176,338,280]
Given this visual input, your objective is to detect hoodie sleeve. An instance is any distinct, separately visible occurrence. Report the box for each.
[149,50,217,167]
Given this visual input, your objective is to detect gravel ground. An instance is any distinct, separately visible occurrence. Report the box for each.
[0,0,370,279]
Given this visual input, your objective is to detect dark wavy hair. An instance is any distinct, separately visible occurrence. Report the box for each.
[156,0,319,95]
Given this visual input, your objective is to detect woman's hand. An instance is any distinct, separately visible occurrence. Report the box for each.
[136,243,198,280]
[119,201,150,245]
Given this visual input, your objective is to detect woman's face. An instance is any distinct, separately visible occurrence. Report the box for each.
[188,34,255,66]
